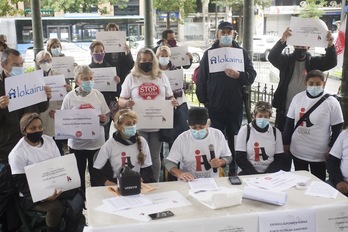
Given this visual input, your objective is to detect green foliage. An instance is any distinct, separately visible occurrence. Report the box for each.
[153,0,196,20]
[40,0,128,14]
[0,0,27,16]
[212,0,273,11]
[299,0,325,18]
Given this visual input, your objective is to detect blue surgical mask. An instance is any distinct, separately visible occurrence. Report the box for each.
[158,57,170,66]
[307,86,323,97]
[191,128,207,140]
[123,125,136,137]
[81,80,94,92]
[255,118,269,129]
[220,35,233,47]
[51,48,61,57]
[10,67,24,76]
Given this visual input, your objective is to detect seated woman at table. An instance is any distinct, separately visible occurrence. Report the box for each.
[8,113,84,232]
[235,101,284,175]
[326,129,348,196]
[92,109,155,186]
[164,107,232,181]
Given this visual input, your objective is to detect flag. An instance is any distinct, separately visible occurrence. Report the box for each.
[335,16,346,68]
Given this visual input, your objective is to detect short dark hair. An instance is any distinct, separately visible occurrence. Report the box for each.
[162,29,174,39]
[1,48,21,64]
[305,70,325,82]
[89,41,105,53]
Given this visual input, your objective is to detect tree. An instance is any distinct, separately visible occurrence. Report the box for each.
[0,0,27,16]
[40,0,128,14]
[153,0,196,28]
[299,0,325,18]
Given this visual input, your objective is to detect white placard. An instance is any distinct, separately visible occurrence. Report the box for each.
[316,204,348,232]
[91,67,117,92]
[259,209,316,232]
[24,154,81,202]
[96,31,127,53]
[208,47,245,73]
[164,69,184,91]
[170,46,190,67]
[132,100,173,129]
[44,74,67,101]
[5,70,47,112]
[51,56,75,79]
[287,16,328,47]
[55,109,100,139]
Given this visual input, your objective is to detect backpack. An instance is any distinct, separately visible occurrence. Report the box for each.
[246,124,276,142]
[192,65,200,84]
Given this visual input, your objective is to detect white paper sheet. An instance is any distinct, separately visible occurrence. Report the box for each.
[208,47,245,73]
[164,69,184,91]
[44,74,67,101]
[51,56,75,79]
[243,186,288,206]
[170,46,190,67]
[132,100,173,129]
[188,178,220,193]
[96,31,127,53]
[91,67,117,92]
[24,154,81,202]
[305,181,338,199]
[103,194,153,211]
[5,70,47,112]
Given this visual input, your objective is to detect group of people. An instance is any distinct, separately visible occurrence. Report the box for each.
[0,19,347,231]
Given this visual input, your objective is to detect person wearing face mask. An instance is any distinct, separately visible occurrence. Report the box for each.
[92,109,155,186]
[89,41,121,141]
[119,48,178,182]
[8,113,84,232]
[235,101,284,175]
[196,21,256,177]
[164,107,232,181]
[0,48,52,231]
[269,28,337,172]
[153,29,193,69]
[156,45,176,71]
[46,38,64,57]
[61,65,110,193]
[283,70,343,181]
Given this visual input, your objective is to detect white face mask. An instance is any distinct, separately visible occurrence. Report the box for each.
[158,57,170,66]
[39,62,52,72]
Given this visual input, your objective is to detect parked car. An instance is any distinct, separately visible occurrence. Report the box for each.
[253,35,278,62]
[24,42,91,68]
[131,40,203,63]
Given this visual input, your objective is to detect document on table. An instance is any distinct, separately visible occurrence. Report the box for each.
[103,194,153,211]
[305,181,338,199]
[188,178,220,193]
[243,171,310,191]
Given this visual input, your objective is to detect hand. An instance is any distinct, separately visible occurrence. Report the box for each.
[48,110,55,119]
[224,68,240,79]
[124,44,130,55]
[114,76,121,84]
[125,100,135,108]
[171,98,178,108]
[186,52,193,60]
[64,84,72,92]
[281,27,292,44]
[0,95,9,109]
[44,86,52,100]
[327,31,335,47]
[44,189,62,202]
[105,180,117,186]
[336,181,348,194]
[209,158,222,169]
[99,114,107,123]
[178,172,195,182]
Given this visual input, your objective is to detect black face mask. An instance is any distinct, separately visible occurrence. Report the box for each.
[139,62,152,73]
[294,49,307,61]
[26,131,43,144]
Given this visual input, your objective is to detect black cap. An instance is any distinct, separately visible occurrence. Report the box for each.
[218,21,234,30]
[188,107,209,126]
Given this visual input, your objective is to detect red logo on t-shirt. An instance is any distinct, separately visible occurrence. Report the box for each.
[79,103,94,109]
[138,82,160,100]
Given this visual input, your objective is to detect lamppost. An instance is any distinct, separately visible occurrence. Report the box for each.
[339,11,348,127]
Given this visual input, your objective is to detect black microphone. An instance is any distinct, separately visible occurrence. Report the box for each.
[209,144,218,173]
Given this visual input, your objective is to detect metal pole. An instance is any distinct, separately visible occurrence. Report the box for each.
[341,0,346,23]
[31,0,44,69]
[339,12,348,127]
[144,0,154,49]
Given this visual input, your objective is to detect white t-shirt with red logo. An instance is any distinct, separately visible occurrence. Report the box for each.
[120,72,173,101]
[61,89,110,150]
[93,136,152,178]
[287,91,343,162]
[166,128,231,178]
[329,130,348,182]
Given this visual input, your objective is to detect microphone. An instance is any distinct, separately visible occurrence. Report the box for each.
[209,144,218,173]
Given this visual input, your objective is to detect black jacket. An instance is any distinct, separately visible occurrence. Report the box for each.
[196,40,256,112]
[268,40,337,112]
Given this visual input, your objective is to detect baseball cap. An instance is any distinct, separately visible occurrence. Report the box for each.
[188,107,209,126]
[218,21,234,30]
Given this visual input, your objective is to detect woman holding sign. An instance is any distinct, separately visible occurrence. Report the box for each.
[119,48,178,182]
[8,113,84,232]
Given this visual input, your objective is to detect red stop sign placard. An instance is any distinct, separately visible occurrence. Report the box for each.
[138,82,160,100]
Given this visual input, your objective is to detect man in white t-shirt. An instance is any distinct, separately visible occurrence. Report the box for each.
[164,107,232,181]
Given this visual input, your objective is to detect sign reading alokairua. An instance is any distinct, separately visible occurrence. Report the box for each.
[5,70,47,112]
[208,47,245,73]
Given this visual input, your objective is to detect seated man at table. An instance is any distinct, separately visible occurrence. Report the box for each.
[164,107,232,181]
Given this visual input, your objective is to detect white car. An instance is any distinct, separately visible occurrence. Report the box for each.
[131,40,203,63]
[253,35,278,61]
[24,42,91,68]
